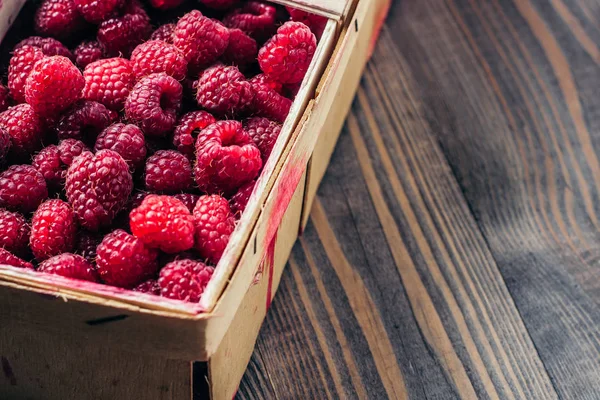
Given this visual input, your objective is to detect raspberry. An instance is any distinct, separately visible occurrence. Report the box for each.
[0,248,34,269]
[83,57,135,111]
[130,194,195,253]
[35,0,85,39]
[144,150,193,193]
[284,81,301,99]
[286,7,327,38]
[194,120,262,193]
[94,123,146,170]
[15,37,74,60]
[223,2,276,39]
[33,140,89,188]
[96,229,159,288]
[130,40,187,81]
[8,45,46,104]
[76,231,101,261]
[55,100,117,143]
[38,253,99,282]
[158,259,214,302]
[173,111,216,158]
[258,21,316,84]
[199,0,239,10]
[65,150,133,231]
[25,56,84,118]
[129,191,149,210]
[74,41,104,68]
[221,29,257,68]
[0,165,48,213]
[125,73,182,137]
[193,194,235,263]
[97,3,152,57]
[30,199,77,261]
[244,117,281,163]
[196,65,253,116]
[0,128,10,161]
[0,86,10,114]
[0,104,45,157]
[150,24,175,43]
[148,0,184,10]
[58,139,89,165]
[249,73,283,93]
[133,279,160,294]
[229,179,255,216]
[74,0,124,23]
[173,193,200,212]
[250,81,292,123]
[172,10,230,73]
[0,209,30,256]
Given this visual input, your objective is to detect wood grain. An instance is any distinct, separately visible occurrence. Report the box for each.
[238,0,600,398]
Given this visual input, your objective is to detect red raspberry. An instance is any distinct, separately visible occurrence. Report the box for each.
[0,104,45,156]
[229,179,255,216]
[130,194,195,253]
[130,40,187,81]
[0,248,34,269]
[0,165,48,213]
[199,0,239,10]
[196,65,253,116]
[76,231,101,261]
[8,45,46,104]
[286,7,327,38]
[83,57,135,111]
[55,100,117,143]
[15,37,74,60]
[221,29,257,68]
[173,111,216,158]
[74,0,124,23]
[173,193,200,212]
[129,191,149,210]
[30,199,77,261]
[38,253,99,282]
[25,56,84,118]
[32,140,89,188]
[195,120,261,193]
[0,128,10,161]
[250,80,292,123]
[94,123,146,170]
[0,209,30,256]
[35,0,85,39]
[258,21,316,84]
[96,229,159,288]
[172,10,230,73]
[58,139,89,166]
[144,150,193,193]
[148,0,183,10]
[244,117,281,163]
[74,41,104,68]
[249,73,283,93]
[65,150,133,231]
[133,279,160,294]
[150,23,175,43]
[158,259,214,302]
[223,2,276,39]
[125,73,182,137]
[0,86,10,114]
[193,194,235,263]
[97,3,151,57]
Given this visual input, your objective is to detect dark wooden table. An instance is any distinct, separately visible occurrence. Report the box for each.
[239,0,600,398]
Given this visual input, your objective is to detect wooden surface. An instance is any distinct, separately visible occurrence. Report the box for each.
[238,0,600,398]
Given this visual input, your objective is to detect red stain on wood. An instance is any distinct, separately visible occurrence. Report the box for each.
[368,0,392,58]
[1,356,16,386]
[265,235,276,311]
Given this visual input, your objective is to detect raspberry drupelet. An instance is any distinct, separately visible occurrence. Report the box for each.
[193,194,235,264]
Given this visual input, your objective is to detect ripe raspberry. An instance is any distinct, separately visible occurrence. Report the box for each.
[133,279,160,294]
[196,65,253,116]
[150,23,175,43]
[38,253,99,282]
[199,0,239,10]
[193,194,235,263]
[173,111,216,158]
[74,41,104,68]
[0,128,10,161]
[172,10,230,73]
[0,165,48,213]
[173,193,200,212]
[130,40,187,81]
[8,45,46,104]
[158,259,214,302]
[144,150,193,193]
[244,117,281,163]
[35,0,85,39]
[194,120,262,193]
[94,123,146,170]
[58,139,89,166]
[33,140,89,188]
[30,199,77,261]
[0,248,34,269]
[249,73,283,94]
[0,209,30,256]
[55,100,117,143]
[223,2,276,39]
[221,28,257,68]
[229,179,255,216]
[83,57,135,111]
[65,150,133,231]
[15,37,74,60]
[97,2,152,57]
[0,104,45,157]
[286,7,327,38]
[125,73,182,137]
[0,86,10,114]
[76,231,101,261]
[25,56,84,118]
[258,21,316,84]
[250,81,292,123]
[130,194,195,253]
[129,191,149,210]
[148,0,183,10]
[74,0,124,23]
[96,229,159,288]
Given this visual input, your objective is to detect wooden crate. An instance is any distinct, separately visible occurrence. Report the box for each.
[0,0,390,398]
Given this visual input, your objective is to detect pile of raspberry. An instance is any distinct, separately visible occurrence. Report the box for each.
[0,0,323,303]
